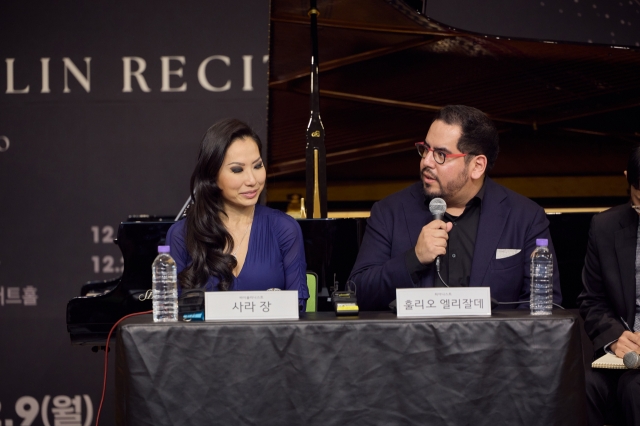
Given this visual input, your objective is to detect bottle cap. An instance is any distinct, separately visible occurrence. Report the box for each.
[536,239,548,246]
[158,245,170,253]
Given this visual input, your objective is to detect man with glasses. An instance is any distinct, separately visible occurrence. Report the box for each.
[349,105,562,310]
[578,146,640,426]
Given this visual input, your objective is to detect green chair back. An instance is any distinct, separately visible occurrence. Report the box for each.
[305,272,318,313]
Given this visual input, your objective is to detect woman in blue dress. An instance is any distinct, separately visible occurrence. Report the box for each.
[166,118,309,309]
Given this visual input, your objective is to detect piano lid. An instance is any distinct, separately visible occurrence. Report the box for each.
[268,0,640,185]
[425,0,640,48]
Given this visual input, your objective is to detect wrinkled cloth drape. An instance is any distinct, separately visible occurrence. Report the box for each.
[116,311,585,426]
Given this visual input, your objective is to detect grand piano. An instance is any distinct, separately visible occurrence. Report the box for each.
[66,218,173,345]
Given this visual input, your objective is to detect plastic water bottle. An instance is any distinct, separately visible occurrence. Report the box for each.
[530,238,553,315]
[152,245,178,322]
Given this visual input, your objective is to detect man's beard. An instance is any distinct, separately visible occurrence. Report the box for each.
[421,166,469,202]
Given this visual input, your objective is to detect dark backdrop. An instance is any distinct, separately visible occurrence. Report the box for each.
[0,1,268,424]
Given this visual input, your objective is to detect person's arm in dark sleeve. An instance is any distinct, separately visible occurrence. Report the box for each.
[578,216,626,355]
[404,249,431,284]
[349,202,432,311]
[278,214,309,312]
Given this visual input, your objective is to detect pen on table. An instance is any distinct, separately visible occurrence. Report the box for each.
[621,316,633,332]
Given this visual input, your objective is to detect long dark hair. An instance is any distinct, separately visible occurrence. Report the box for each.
[178,118,262,291]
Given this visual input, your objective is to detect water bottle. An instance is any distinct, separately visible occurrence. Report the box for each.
[530,238,553,315]
[152,245,178,322]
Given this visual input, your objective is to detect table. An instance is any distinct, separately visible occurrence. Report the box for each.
[115,311,586,426]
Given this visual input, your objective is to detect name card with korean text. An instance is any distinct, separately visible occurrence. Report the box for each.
[396,287,492,317]
[205,290,299,321]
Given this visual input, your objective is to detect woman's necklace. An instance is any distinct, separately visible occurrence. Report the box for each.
[230,207,255,260]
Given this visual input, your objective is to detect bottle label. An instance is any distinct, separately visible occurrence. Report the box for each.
[153,271,176,281]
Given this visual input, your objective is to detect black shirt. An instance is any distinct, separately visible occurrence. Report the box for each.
[404,184,485,287]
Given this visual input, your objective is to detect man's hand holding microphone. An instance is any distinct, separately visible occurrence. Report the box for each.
[415,198,452,267]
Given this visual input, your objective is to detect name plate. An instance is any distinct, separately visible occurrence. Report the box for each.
[204,290,299,321]
[396,287,491,317]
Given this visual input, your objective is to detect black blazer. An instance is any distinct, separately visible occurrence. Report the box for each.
[350,177,562,311]
[578,203,639,356]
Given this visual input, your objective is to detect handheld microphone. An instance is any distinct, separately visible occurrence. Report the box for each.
[429,197,446,220]
[623,351,640,369]
[428,198,447,271]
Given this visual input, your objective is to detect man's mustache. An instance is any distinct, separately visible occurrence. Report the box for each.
[421,167,438,183]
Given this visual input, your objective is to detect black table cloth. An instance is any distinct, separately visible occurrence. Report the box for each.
[115,310,586,426]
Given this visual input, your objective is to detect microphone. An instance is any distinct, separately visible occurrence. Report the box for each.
[623,351,640,369]
[428,198,447,272]
[429,197,446,220]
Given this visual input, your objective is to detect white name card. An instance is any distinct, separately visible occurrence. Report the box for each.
[204,290,299,321]
[396,287,492,317]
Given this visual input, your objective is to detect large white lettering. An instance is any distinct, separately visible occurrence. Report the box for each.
[5,59,29,94]
[160,56,186,92]
[62,57,91,93]
[242,55,253,91]
[198,55,231,92]
[3,54,267,95]
[0,136,9,152]
[41,58,50,93]
[122,57,151,92]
